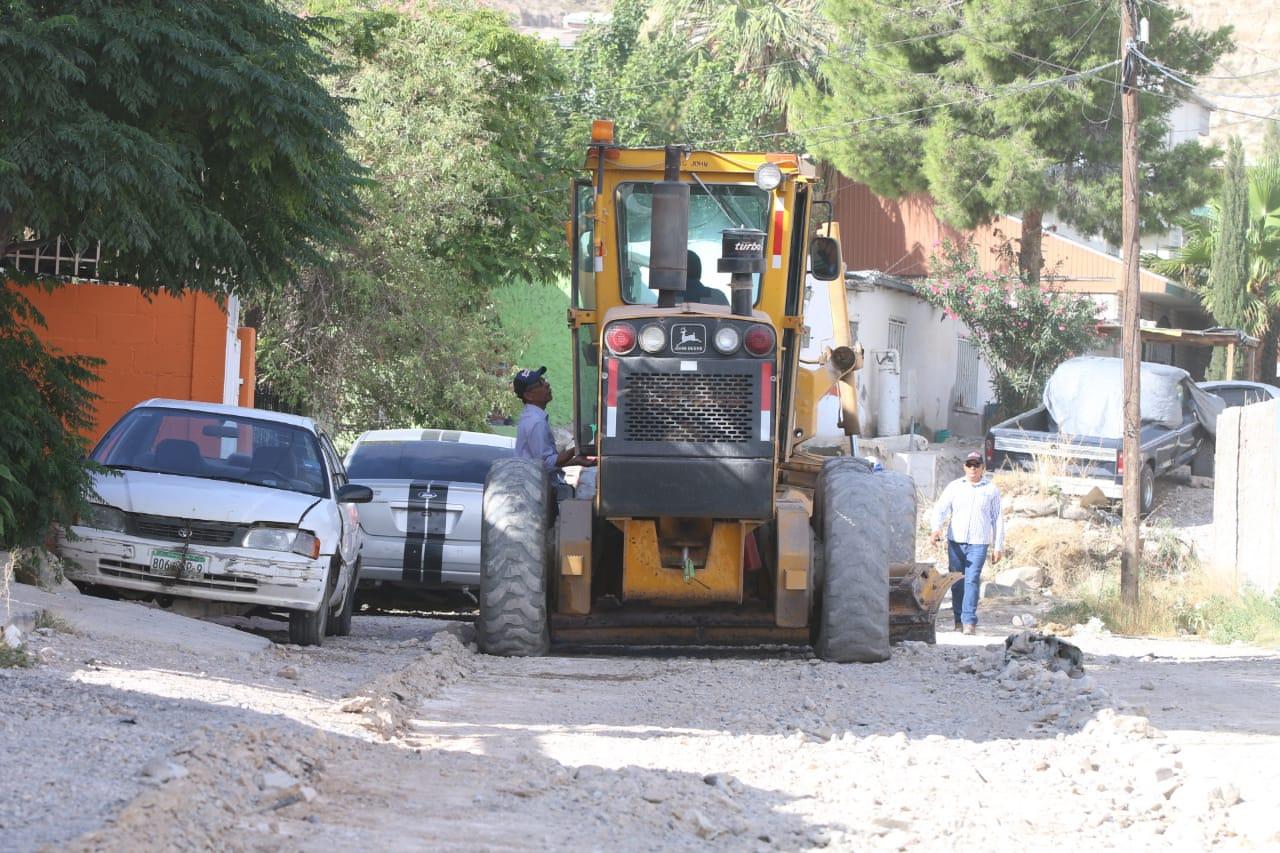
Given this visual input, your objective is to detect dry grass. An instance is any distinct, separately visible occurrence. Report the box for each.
[34,609,74,634]
[1004,518,1116,588]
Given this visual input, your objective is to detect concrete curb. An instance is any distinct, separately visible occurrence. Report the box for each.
[3,582,271,657]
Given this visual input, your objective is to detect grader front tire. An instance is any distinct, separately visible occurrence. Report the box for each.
[815,459,916,663]
[477,458,552,656]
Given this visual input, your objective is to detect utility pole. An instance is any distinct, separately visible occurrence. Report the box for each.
[1120,0,1142,607]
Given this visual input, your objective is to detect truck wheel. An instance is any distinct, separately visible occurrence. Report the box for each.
[1140,463,1156,515]
[478,458,551,656]
[815,458,913,663]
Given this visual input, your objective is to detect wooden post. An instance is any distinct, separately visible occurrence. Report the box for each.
[1226,341,1237,380]
[1120,0,1142,608]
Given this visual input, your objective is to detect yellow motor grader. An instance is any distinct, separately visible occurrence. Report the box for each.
[479,122,958,661]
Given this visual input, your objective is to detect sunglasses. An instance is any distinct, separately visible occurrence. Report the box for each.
[964,460,984,468]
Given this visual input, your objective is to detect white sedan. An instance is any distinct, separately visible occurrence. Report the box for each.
[59,399,371,645]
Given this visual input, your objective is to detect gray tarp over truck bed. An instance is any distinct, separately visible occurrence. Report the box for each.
[1043,357,1223,438]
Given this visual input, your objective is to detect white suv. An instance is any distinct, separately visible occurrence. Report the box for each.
[59,399,370,645]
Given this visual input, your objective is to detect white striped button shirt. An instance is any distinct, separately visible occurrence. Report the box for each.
[930,476,1005,550]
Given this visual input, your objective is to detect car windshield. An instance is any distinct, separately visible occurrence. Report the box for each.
[617,181,771,305]
[346,441,512,484]
[91,407,327,497]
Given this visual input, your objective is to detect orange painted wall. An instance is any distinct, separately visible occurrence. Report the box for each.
[16,282,252,444]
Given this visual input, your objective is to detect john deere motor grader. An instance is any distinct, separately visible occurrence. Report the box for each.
[478,122,958,661]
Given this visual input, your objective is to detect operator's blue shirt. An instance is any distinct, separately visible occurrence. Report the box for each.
[515,403,565,485]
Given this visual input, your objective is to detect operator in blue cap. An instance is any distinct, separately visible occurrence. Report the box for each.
[512,366,595,497]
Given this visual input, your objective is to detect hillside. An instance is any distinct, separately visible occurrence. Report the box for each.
[1175,1,1280,157]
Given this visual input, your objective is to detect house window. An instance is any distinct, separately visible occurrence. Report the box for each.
[955,338,980,413]
[887,318,906,360]
[5,237,101,280]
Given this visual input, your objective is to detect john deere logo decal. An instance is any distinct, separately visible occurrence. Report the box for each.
[671,323,706,354]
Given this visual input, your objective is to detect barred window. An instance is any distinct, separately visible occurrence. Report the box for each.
[955,338,980,413]
[887,318,906,361]
[5,237,101,280]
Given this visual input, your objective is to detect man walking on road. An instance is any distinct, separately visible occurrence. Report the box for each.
[512,366,593,499]
[930,451,1005,634]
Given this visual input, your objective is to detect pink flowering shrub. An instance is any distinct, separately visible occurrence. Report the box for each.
[919,241,1101,415]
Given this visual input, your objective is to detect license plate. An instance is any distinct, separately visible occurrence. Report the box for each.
[150,549,208,579]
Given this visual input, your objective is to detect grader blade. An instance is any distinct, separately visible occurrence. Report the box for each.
[888,561,963,644]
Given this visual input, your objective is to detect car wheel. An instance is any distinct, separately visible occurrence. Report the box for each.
[477,458,550,656]
[1139,463,1156,515]
[328,558,358,638]
[290,559,335,646]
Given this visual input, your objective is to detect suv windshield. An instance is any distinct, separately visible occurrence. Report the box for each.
[618,182,771,305]
[92,407,327,497]
[347,441,513,484]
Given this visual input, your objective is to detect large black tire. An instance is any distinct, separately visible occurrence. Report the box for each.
[327,558,358,638]
[1139,463,1156,515]
[291,557,335,646]
[477,458,551,656]
[815,458,916,663]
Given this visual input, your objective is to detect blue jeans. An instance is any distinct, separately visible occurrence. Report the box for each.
[948,541,990,626]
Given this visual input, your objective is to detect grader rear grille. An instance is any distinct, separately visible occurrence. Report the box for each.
[622,372,754,443]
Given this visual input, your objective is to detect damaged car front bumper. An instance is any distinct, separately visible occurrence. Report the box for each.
[59,525,330,612]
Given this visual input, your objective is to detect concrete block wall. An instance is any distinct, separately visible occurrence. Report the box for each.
[1213,398,1280,593]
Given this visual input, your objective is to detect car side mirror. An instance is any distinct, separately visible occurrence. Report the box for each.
[335,483,374,504]
[809,236,841,281]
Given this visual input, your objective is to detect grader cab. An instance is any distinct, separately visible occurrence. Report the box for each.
[478,122,958,661]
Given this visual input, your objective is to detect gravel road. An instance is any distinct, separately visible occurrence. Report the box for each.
[2,593,1278,851]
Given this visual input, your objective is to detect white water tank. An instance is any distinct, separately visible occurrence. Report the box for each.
[874,349,901,437]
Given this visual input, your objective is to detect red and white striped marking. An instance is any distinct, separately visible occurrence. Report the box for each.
[760,361,773,437]
[772,209,784,269]
[605,358,618,437]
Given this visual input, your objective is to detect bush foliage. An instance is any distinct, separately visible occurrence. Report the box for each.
[0,283,99,548]
[919,241,1101,414]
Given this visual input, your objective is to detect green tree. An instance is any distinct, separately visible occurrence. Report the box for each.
[0,0,363,298]
[919,241,1101,413]
[0,0,362,546]
[652,0,831,129]
[793,0,1232,284]
[1205,139,1252,378]
[1152,138,1280,380]
[256,5,567,432]
[561,0,777,149]
[0,286,99,547]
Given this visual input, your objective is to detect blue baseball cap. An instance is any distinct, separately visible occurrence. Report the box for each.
[512,366,547,396]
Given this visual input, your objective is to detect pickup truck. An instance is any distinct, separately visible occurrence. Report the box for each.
[985,357,1223,513]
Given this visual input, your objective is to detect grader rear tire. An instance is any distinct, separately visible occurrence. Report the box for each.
[815,458,916,663]
[477,458,551,656]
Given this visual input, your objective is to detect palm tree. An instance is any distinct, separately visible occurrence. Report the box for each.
[652,0,832,130]
[1151,147,1280,379]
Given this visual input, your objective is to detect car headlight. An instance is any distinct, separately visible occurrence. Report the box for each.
[242,526,321,558]
[84,504,127,533]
